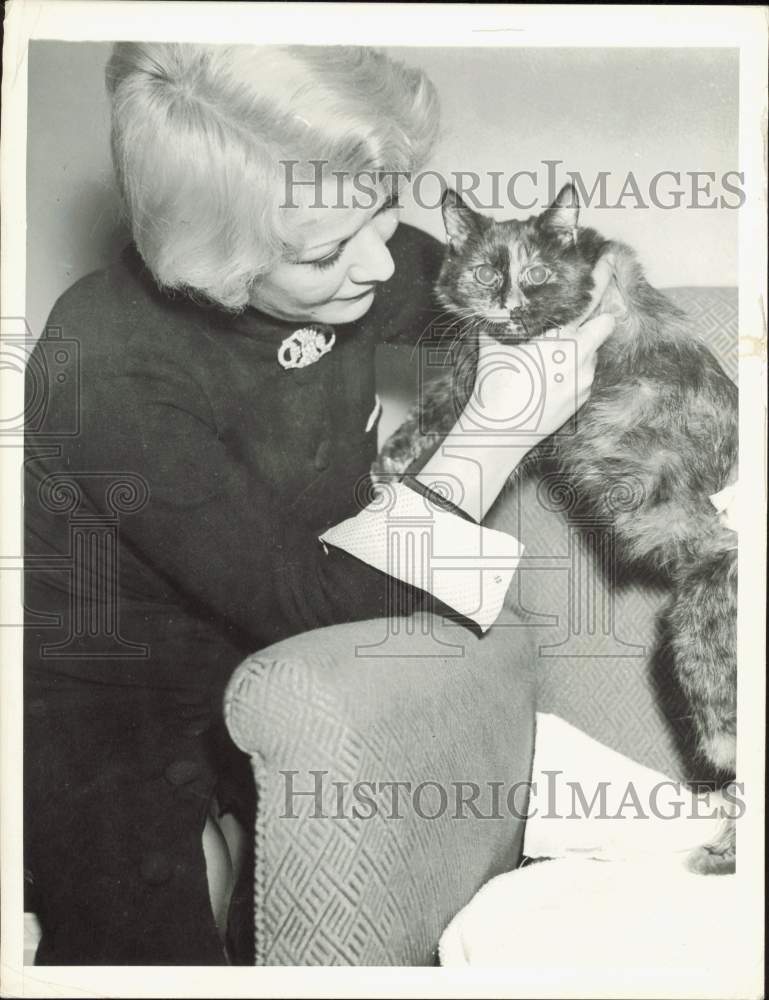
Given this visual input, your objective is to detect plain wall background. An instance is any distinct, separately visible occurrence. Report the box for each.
[26,41,739,341]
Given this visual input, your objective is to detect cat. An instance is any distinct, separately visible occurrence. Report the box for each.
[374,184,738,874]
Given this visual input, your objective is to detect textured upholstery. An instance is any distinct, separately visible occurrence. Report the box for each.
[668,287,738,383]
[225,613,537,965]
[223,286,737,965]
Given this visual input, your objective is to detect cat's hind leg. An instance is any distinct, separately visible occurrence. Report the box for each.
[668,549,737,775]
[668,549,738,875]
[686,815,736,875]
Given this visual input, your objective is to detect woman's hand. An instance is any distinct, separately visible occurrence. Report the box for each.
[470,255,616,443]
[473,311,615,444]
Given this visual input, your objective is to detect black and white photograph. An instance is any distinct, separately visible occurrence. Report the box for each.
[1,3,766,997]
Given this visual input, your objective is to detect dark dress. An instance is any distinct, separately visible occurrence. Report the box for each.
[24,223,445,964]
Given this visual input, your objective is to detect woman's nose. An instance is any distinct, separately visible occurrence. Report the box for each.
[347,227,395,284]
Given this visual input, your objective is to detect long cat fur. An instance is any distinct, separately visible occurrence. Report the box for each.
[374,185,738,874]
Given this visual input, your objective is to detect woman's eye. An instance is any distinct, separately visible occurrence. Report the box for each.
[474,264,500,286]
[525,264,550,286]
[303,197,398,270]
[308,245,345,270]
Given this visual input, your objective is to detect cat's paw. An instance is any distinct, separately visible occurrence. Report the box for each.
[369,461,386,484]
[370,455,403,481]
[685,818,736,876]
[701,732,736,774]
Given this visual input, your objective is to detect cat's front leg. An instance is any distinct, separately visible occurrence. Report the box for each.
[372,371,463,481]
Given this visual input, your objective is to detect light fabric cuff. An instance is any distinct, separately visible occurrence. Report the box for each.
[709,481,739,533]
[319,482,523,632]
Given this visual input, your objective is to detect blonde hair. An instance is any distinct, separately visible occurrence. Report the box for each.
[106,43,440,310]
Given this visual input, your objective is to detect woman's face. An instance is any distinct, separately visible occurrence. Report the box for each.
[249,184,399,325]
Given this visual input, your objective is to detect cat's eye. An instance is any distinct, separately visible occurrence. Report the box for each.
[474,264,500,286]
[524,264,550,286]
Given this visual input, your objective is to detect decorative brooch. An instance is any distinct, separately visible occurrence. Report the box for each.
[277,325,336,370]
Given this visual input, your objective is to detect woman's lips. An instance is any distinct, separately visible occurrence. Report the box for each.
[338,287,375,302]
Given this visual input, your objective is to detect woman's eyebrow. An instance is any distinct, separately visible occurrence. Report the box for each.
[304,231,352,253]
[303,196,399,253]
[304,214,369,253]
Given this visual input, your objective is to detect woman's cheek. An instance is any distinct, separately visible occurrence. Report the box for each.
[308,272,342,303]
[289,270,331,305]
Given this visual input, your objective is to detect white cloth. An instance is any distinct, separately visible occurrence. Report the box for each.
[524,713,731,861]
[319,481,523,631]
[439,856,747,997]
[439,715,749,997]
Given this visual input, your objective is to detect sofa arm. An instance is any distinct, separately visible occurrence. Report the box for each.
[224,611,536,966]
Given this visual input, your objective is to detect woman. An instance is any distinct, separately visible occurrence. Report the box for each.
[24,42,613,965]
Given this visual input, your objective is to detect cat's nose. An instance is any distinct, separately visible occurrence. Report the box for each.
[508,307,525,322]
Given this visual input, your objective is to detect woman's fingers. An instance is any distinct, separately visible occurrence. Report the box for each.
[574,253,616,325]
[472,312,615,439]
[561,313,614,402]
[577,312,616,354]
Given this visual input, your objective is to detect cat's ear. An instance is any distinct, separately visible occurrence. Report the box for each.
[441,188,483,251]
[539,183,580,244]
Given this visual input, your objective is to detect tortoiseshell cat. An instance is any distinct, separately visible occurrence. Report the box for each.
[374,184,738,874]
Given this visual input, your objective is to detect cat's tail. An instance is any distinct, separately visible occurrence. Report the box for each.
[668,547,738,775]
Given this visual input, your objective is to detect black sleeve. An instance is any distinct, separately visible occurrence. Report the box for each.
[69,360,444,649]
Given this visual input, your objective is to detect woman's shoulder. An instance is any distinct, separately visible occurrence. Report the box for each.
[41,245,221,376]
[46,246,196,332]
[389,221,445,278]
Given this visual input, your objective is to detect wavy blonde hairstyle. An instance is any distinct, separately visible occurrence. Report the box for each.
[106,43,440,310]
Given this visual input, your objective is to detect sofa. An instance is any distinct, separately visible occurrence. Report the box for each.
[223,286,738,966]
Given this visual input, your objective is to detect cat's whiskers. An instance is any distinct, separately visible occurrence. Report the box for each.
[432,308,485,358]
[406,308,472,363]
[445,315,477,356]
